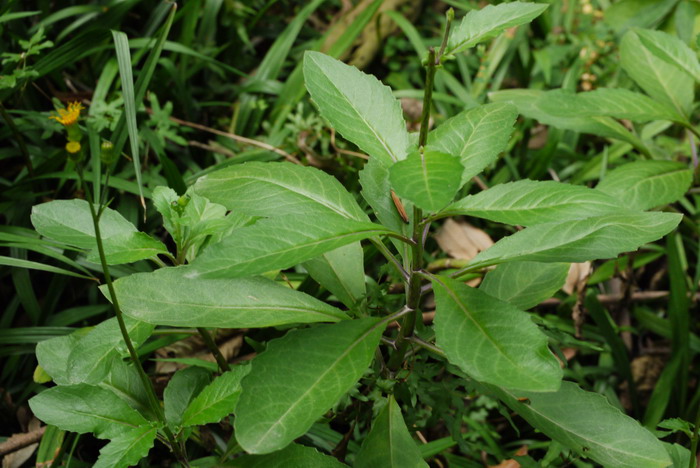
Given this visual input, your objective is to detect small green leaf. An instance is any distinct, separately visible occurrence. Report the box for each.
[443,180,628,226]
[469,213,683,270]
[389,150,464,212]
[432,276,562,391]
[484,381,671,468]
[113,267,348,328]
[303,51,409,167]
[188,213,392,279]
[480,261,570,310]
[447,2,548,55]
[228,443,348,467]
[182,366,250,427]
[426,102,517,185]
[354,396,429,468]
[36,332,82,385]
[234,318,386,454]
[164,367,211,428]
[596,161,692,211]
[29,384,149,439]
[93,425,158,468]
[621,29,693,117]
[193,161,367,221]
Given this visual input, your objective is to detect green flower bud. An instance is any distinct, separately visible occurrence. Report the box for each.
[100,141,117,165]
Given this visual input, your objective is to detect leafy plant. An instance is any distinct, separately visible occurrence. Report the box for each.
[15,2,697,467]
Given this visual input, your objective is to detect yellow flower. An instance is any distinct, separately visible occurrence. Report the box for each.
[65,141,81,154]
[49,101,84,126]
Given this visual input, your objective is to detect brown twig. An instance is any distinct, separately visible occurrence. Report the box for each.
[0,426,46,456]
[165,113,302,164]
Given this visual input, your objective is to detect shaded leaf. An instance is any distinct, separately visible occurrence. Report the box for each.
[303,243,366,308]
[432,276,562,391]
[484,381,671,468]
[234,318,386,454]
[480,261,570,310]
[228,443,348,467]
[354,396,429,468]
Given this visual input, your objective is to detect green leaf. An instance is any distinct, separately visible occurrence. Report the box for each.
[303,243,366,308]
[447,2,548,55]
[469,213,682,270]
[596,161,692,211]
[303,51,409,167]
[569,88,685,123]
[31,199,136,249]
[484,381,671,468]
[31,199,167,264]
[389,150,464,212]
[193,161,367,221]
[113,267,348,328]
[93,425,158,468]
[35,331,83,385]
[489,89,647,149]
[359,157,413,259]
[29,384,149,439]
[603,0,678,33]
[620,29,693,117]
[354,396,429,468]
[228,443,348,467]
[67,317,155,385]
[86,231,168,265]
[480,261,570,310]
[432,276,562,391]
[164,367,211,428]
[188,213,392,279]
[635,28,700,82]
[426,102,517,185]
[99,360,152,419]
[182,366,250,427]
[234,318,386,454]
[443,180,628,226]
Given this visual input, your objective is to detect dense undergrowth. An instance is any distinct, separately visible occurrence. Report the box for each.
[1,1,700,467]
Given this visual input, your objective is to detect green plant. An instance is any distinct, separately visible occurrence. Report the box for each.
[22,2,695,467]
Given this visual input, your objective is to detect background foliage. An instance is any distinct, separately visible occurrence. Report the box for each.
[1,0,699,467]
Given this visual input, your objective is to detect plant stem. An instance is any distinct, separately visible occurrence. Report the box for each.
[417,48,437,147]
[689,385,700,468]
[197,327,230,372]
[76,167,186,462]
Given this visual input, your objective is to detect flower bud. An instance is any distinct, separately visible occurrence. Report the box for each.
[100,141,117,165]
